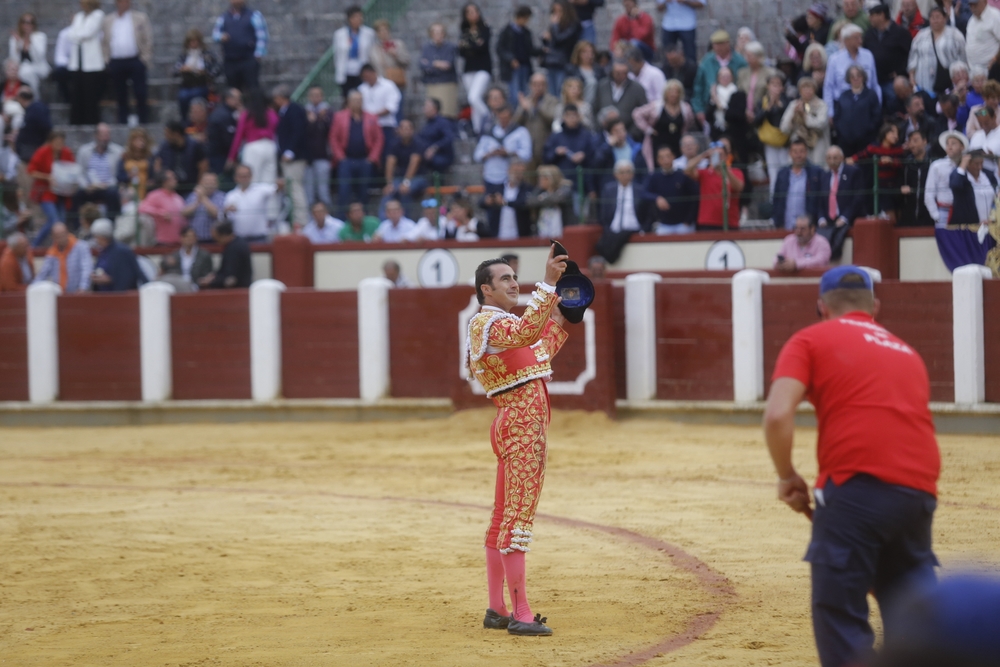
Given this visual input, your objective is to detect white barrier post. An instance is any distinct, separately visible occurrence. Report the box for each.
[953,264,992,405]
[250,279,287,401]
[731,269,771,404]
[625,273,662,401]
[357,277,393,403]
[26,281,62,404]
[139,282,176,402]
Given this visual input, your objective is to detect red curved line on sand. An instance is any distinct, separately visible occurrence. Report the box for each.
[0,481,737,666]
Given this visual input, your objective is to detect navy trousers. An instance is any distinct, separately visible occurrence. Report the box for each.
[807,474,938,667]
[108,57,148,123]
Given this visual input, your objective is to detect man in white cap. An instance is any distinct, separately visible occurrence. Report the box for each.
[823,24,881,116]
[691,29,747,127]
[924,130,969,226]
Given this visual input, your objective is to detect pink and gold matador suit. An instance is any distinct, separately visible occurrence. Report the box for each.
[467,283,568,554]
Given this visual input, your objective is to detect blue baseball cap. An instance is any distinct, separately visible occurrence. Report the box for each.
[421,198,439,209]
[819,265,873,295]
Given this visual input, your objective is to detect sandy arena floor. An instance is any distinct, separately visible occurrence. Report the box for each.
[1,410,998,667]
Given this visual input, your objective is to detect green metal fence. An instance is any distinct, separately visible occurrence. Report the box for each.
[291,0,414,103]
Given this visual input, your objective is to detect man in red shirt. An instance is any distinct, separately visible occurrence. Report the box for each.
[683,136,745,230]
[763,266,940,667]
[610,0,655,53]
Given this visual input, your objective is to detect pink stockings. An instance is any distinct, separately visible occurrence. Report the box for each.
[485,546,533,622]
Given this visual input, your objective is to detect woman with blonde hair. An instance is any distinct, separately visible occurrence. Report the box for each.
[527,164,577,237]
[9,13,50,96]
[780,77,830,165]
[117,127,153,201]
[420,23,459,117]
[370,19,410,122]
[802,42,827,98]
[174,29,220,121]
[633,78,695,171]
[553,77,594,131]
[67,0,106,125]
[566,40,605,110]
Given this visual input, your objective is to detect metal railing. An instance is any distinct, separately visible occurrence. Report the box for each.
[291,0,414,103]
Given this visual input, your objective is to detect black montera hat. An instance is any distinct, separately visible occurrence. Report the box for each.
[551,240,594,324]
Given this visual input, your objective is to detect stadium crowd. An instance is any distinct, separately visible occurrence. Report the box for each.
[2,0,1000,293]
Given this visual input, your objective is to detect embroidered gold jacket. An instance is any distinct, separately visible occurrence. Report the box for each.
[467,284,569,397]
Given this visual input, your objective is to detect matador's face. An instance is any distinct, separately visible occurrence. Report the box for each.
[485,264,519,312]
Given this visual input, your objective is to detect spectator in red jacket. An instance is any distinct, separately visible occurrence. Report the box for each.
[27,130,74,247]
[329,90,384,216]
[610,0,655,58]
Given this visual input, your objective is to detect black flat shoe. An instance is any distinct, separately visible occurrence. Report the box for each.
[507,613,552,636]
[483,608,510,629]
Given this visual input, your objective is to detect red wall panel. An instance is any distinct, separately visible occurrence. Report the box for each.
[281,290,359,398]
[876,282,953,403]
[612,284,626,399]
[762,284,817,394]
[390,286,478,398]
[58,294,141,401]
[171,291,251,400]
[763,282,954,403]
[0,294,28,401]
[985,280,1000,403]
[655,281,733,400]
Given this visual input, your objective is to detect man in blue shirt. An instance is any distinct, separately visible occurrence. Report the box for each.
[381,119,427,218]
[90,220,145,292]
[771,139,825,230]
[416,98,455,173]
[656,0,705,64]
[212,0,268,91]
[642,145,699,233]
[542,105,597,184]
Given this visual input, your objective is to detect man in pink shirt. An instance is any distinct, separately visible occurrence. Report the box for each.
[774,214,832,272]
[139,170,187,245]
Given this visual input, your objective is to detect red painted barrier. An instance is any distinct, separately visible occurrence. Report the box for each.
[853,218,898,279]
[0,293,28,401]
[612,283,626,399]
[390,286,476,398]
[272,235,315,288]
[656,281,734,400]
[58,293,141,401]
[561,225,603,264]
[281,290,359,398]
[171,291,251,400]
[762,284,821,395]
[985,280,1000,403]
[877,282,953,403]
[762,281,954,403]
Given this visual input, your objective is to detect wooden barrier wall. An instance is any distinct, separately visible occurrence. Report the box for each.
[656,281,734,400]
[762,284,817,395]
[58,294,142,401]
[281,290,359,398]
[762,282,955,403]
[171,291,252,400]
[983,280,1000,403]
[876,282,954,403]
[0,294,28,401]
[612,284,626,399]
[390,286,476,398]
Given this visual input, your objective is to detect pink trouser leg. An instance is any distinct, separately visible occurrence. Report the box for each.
[501,550,532,622]
[485,545,509,616]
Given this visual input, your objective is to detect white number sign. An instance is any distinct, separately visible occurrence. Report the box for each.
[705,240,746,271]
[417,248,460,287]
